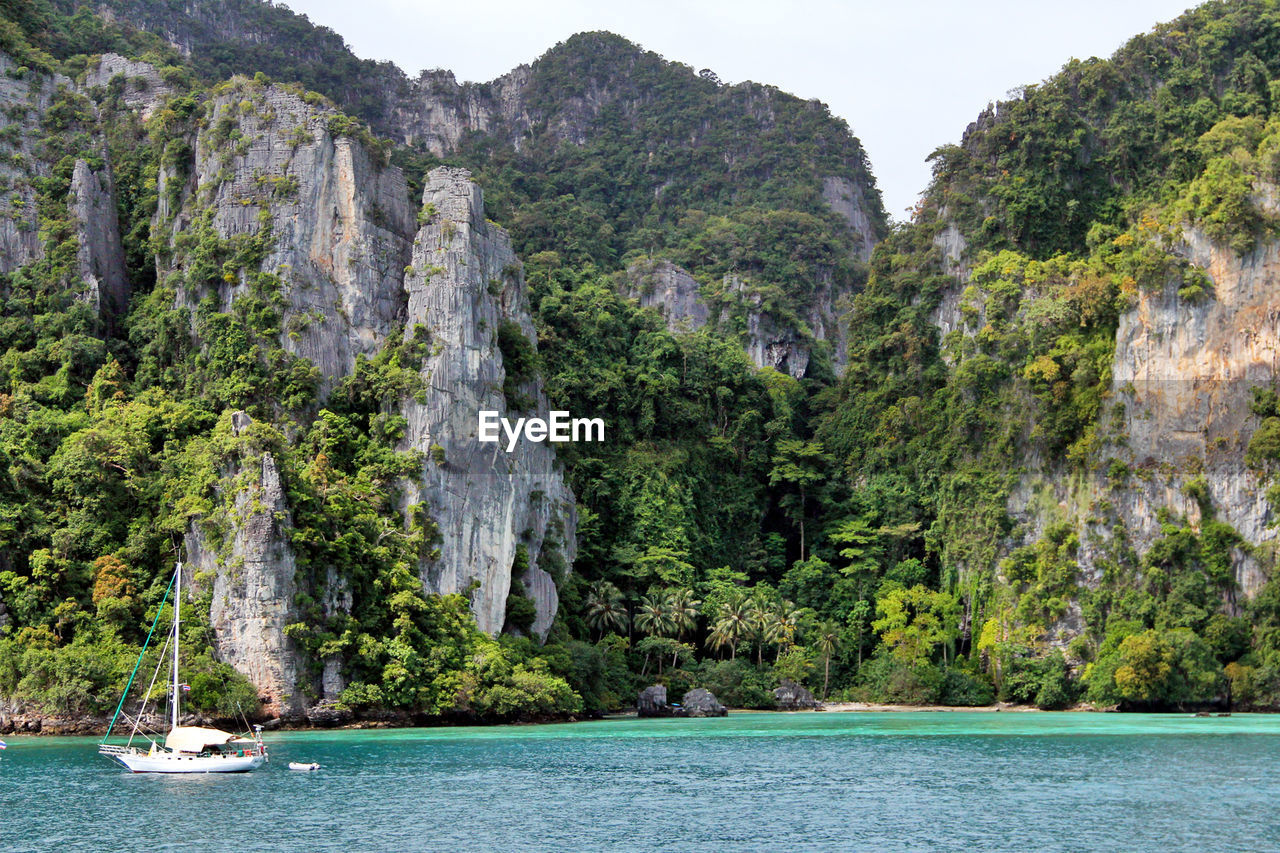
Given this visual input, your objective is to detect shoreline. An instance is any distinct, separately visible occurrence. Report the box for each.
[6,700,1233,736]
[815,701,1043,713]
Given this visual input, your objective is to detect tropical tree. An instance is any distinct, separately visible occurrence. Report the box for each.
[706,590,753,661]
[871,585,959,666]
[747,593,774,665]
[847,599,872,668]
[814,621,841,700]
[664,587,701,668]
[635,636,692,676]
[634,592,677,675]
[665,588,700,638]
[769,439,832,561]
[634,593,677,638]
[830,519,881,585]
[584,581,629,640]
[772,601,804,662]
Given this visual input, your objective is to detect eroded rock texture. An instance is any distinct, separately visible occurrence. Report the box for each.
[1,56,129,322]
[399,167,576,638]
[0,55,55,275]
[69,158,129,319]
[178,82,417,394]
[84,53,174,118]
[151,78,575,705]
[1100,228,1279,598]
[934,214,1280,623]
[185,418,303,716]
[622,260,844,379]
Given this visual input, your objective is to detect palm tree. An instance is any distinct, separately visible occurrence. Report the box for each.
[707,590,752,661]
[634,593,677,675]
[664,588,700,668]
[665,588,700,638]
[747,593,775,666]
[706,623,732,658]
[584,581,629,640]
[772,601,804,662]
[814,621,841,700]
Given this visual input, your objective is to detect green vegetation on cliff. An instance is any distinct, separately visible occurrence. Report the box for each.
[7,0,1280,725]
[812,0,1280,709]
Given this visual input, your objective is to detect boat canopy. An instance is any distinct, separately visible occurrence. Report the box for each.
[165,726,243,754]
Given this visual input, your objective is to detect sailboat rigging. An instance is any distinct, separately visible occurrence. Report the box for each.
[98,561,267,773]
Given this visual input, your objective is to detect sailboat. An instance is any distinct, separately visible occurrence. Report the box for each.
[98,562,268,773]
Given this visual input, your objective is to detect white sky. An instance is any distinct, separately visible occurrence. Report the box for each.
[280,0,1195,221]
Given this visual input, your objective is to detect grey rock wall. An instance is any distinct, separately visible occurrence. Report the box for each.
[1102,228,1279,597]
[153,81,576,698]
[69,158,129,319]
[399,167,575,638]
[184,428,304,716]
[822,175,877,261]
[621,261,816,378]
[184,81,417,396]
[0,52,131,326]
[83,53,174,118]
[0,55,59,275]
[394,67,532,154]
[624,260,711,333]
[926,205,1278,632]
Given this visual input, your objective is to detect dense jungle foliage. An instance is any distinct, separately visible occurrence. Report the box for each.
[819,0,1280,710]
[5,0,1280,726]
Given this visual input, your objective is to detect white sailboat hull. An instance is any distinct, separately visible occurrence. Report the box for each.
[107,748,266,773]
[100,563,270,775]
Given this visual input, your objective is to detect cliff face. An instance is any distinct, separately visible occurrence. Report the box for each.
[400,168,576,636]
[931,220,1279,615]
[0,54,129,321]
[71,10,885,376]
[84,54,175,119]
[69,158,129,320]
[1094,228,1276,597]
[822,176,878,262]
[184,414,304,716]
[177,80,417,394]
[623,259,850,379]
[0,55,55,275]
[149,78,575,706]
[394,68,533,155]
[624,261,711,334]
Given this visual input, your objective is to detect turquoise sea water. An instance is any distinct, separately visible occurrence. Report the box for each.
[5,711,1280,852]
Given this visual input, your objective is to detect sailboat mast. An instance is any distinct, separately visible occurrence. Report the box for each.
[172,561,181,730]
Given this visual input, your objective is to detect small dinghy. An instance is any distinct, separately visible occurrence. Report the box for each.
[289,761,320,771]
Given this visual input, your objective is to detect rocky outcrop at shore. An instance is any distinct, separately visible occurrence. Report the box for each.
[680,688,727,717]
[637,684,728,717]
[637,685,671,717]
[773,679,821,711]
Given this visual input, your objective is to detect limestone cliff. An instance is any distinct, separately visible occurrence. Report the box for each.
[84,53,175,119]
[930,216,1279,621]
[622,260,710,335]
[69,158,129,320]
[177,79,417,395]
[822,176,878,262]
[0,53,129,322]
[393,68,532,155]
[1051,228,1277,599]
[399,168,576,637]
[151,77,575,705]
[0,55,54,275]
[623,259,832,379]
[184,413,303,716]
